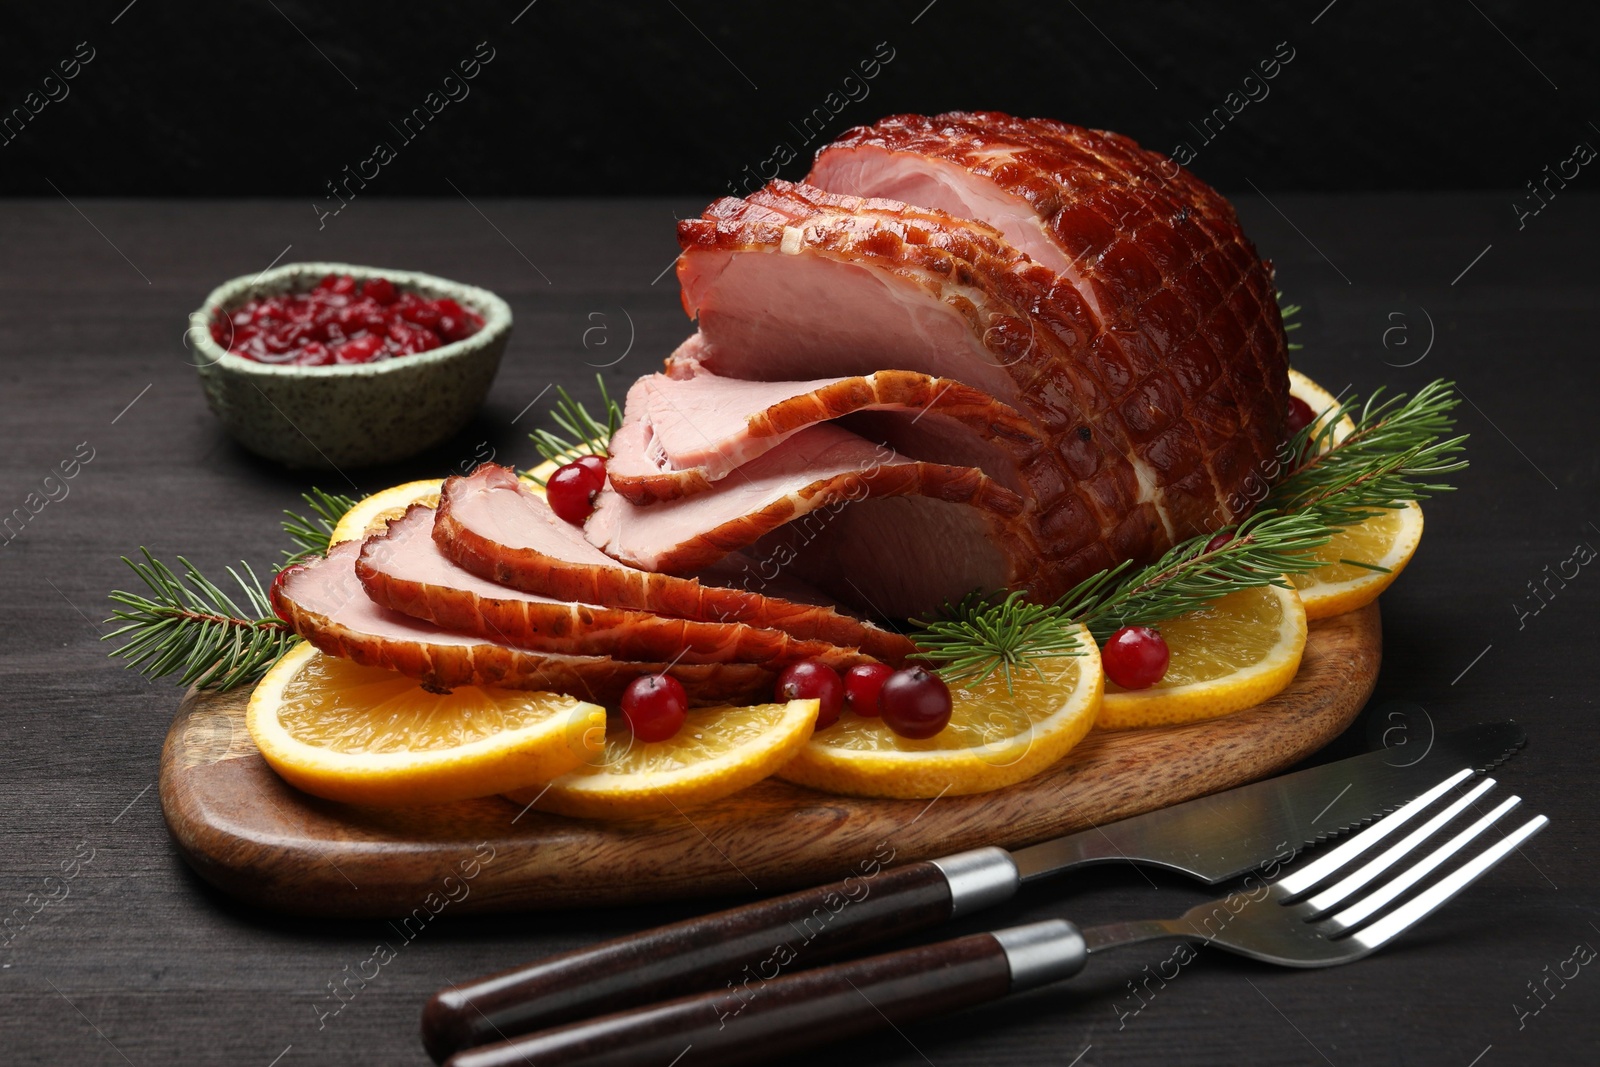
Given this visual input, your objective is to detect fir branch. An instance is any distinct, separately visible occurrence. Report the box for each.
[914,590,1083,687]
[1278,291,1303,351]
[526,374,622,483]
[1059,511,1334,642]
[281,487,359,566]
[1268,379,1468,526]
[104,550,297,691]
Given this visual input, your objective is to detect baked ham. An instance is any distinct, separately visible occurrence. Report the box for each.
[432,464,916,664]
[588,422,1028,616]
[358,503,873,672]
[671,141,1288,601]
[271,542,774,703]
[606,365,1041,503]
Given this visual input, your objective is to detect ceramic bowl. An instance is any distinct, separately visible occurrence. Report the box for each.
[186,262,512,469]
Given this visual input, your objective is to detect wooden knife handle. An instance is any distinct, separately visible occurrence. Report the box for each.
[443,932,1015,1067]
[423,850,1019,1062]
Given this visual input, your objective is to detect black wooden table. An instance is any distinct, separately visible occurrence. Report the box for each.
[1,196,1595,1066]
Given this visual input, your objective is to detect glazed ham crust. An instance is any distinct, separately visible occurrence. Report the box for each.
[810,111,1288,531]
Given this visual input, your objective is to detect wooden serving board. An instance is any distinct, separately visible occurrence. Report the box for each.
[159,603,1380,917]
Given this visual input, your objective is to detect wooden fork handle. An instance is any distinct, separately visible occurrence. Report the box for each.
[444,922,1087,1067]
[422,849,1020,1062]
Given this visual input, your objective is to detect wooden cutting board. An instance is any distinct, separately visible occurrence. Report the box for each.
[159,603,1380,917]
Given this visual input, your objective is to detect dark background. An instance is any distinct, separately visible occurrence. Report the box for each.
[2,3,1598,1067]
[0,1,1595,198]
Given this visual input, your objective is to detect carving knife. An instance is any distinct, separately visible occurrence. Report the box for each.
[421,720,1524,1062]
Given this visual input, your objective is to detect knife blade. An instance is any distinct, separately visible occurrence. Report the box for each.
[421,720,1524,1062]
[1013,720,1526,883]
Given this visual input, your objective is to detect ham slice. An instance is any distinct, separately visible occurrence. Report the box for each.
[432,464,916,663]
[357,504,874,671]
[586,423,1030,618]
[271,542,775,704]
[605,365,1041,503]
[672,174,1288,598]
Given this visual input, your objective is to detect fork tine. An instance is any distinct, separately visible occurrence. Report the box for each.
[1276,768,1475,896]
[1344,814,1549,950]
[1302,778,1500,914]
[1320,796,1522,932]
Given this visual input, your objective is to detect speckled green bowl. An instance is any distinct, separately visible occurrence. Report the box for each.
[187,262,512,469]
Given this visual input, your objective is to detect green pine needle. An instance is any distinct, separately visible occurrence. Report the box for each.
[526,374,622,484]
[914,590,1083,688]
[1278,290,1304,351]
[281,487,359,566]
[104,550,299,691]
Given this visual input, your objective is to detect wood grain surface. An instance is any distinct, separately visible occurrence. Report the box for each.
[158,604,1380,917]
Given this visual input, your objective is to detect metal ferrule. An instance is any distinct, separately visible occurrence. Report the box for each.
[992,920,1088,991]
[929,847,1020,918]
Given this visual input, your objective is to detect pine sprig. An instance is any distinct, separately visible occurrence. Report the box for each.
[914,380,1468,683]
[1268,379,1468,526]
[105,550,298,691]
[1059,511,1334,642]
[281,488,359,566]
[914,590,1084,688]
[526,374,622,483]
[1278,291,1304,351]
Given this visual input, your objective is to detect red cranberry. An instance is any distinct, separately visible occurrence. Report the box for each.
[878,667,952,739]
[219,274,482,365]
[1102,626,1171,690]
[621,673,688,742]
[775,660,845,729]
[1204,532,1232,554]
[1285,396,1316,439]
[844,663,894,717]
[546,457,607,524]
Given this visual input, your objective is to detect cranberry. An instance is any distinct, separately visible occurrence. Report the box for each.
[1204,532,1232,554]
[1285,396,1316,439]
[362,277,397,305]
[621,673,688,742]
[218,274,482,365]
[335,335,385,364]
[1102,626,1171,690]
[546,457,607,524]
[844,663,894,717]
[775,660,845,729]
[878,667,952,739]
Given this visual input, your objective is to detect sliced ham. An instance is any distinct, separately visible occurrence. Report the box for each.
[357,504,873,672]
[606,365,1041,502]
[432,464,916,663]
[271,542,774,704]
[672,179,1177,595]
[586,423,1030,617]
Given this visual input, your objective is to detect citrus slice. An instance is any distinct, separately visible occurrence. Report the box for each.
[1098,583,1307,730]
[1289,368,1356,446]
[247,642,605,806]
[508,699,820,819]
[1290,499,1423,620]
[329,479,443,545]
[777,632,1103,799]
